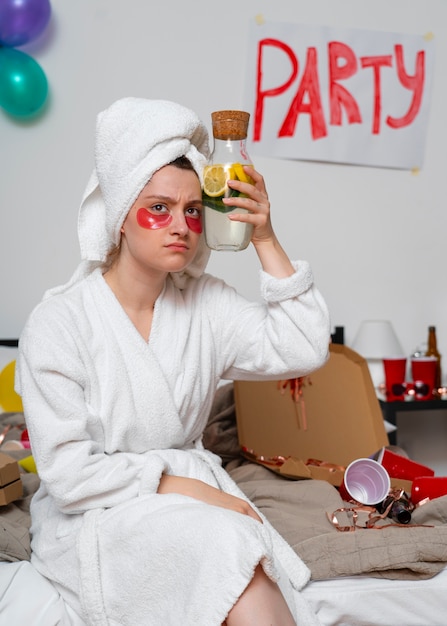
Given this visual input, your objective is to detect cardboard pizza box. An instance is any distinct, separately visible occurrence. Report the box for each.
[234,344,389,484]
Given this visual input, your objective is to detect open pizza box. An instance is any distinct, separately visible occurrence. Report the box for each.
[234,344,389,486]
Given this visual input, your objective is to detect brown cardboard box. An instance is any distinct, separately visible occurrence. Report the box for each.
[0,451,23,505]
[276,457,345,486]
[234,344,389,485]
[390,477,413,493]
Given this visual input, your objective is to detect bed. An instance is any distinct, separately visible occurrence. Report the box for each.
[1,341,447,625]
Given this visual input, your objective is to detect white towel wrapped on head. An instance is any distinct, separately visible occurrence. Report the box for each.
[46,98,211,298]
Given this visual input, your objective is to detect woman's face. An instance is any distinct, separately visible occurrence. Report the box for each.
[119,164,203,276]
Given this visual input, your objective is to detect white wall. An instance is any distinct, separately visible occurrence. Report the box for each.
[0,5,445,341]
[1,0,446,469]
[1,0,446,354]
[0,0,447,346]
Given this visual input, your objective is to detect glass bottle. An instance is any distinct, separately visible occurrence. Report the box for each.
[376,491,413,524]
[425,325,442,391]
[202,110,253,251]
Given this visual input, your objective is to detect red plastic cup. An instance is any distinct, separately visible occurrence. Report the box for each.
[411,476,447,505]
[383,357,407,401]
[379,448,434,481]
[20,428,31,449]
[411,357,437,400]
[340,458,391,505]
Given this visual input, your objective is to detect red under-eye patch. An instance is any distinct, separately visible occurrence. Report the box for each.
[136,208,172,230]
[136,208,202,233]
[185,215,203,234]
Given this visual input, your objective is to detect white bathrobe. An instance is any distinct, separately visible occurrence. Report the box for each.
[16,260,330,625]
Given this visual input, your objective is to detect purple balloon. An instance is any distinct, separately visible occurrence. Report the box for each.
[0,0,51,47]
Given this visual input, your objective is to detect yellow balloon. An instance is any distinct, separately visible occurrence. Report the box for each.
[18,455,37,474]
[0,360,24,412]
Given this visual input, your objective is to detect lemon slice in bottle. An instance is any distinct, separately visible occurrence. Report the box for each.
[233,162,252,183]
[203,164,228,197]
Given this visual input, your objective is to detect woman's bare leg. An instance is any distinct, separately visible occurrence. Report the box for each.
[225,564,296,626]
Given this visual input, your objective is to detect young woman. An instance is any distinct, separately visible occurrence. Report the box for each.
[16,98,330,625]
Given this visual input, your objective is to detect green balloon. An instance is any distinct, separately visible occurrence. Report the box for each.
[0,46,48,118]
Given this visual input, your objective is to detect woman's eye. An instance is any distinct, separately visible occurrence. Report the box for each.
[186,207,202,219]
[150,204,169,214]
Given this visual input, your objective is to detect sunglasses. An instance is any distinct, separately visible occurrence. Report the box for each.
[391,381,431,397]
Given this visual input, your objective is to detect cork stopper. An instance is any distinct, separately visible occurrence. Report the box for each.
[211,110,250,140]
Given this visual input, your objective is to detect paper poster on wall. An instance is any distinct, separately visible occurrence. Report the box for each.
[244,21,435,169]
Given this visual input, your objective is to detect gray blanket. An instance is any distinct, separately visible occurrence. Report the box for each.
[0,471,37,561]
[0,412,37,561]
[204,383,447,581]
[2,386,447,582]
[230,462,447,580]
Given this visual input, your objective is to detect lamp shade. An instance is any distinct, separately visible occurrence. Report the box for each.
[352,320,404,359]
[351,320,404,390]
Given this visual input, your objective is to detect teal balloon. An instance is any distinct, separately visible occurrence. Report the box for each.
[0,46,48,117]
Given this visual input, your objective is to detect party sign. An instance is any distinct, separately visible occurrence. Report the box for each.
[244,21,435,169]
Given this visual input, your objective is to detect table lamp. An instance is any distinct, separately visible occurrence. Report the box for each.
[351,320,404,390]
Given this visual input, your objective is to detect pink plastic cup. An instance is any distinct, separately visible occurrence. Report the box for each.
[341,458,391,505]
